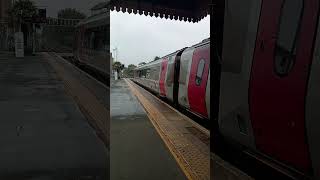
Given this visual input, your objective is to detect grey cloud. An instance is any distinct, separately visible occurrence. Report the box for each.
[110,11,210,66]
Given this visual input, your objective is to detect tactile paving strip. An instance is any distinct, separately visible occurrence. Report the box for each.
[125,79,210,180]
[44,52,109,148]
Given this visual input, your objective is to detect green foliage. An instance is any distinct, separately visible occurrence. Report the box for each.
[57,8,86,19]
[128,64,137,69]
[8,0,37,22]
[123,64,137,78]
[112,61,124,73]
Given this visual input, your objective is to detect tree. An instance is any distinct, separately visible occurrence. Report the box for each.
[123,64,137,78]
[128,64,137,69]
[8,0,37,30]
[57,8,86,19]
[113,61,125,79]
[112,61,125,73]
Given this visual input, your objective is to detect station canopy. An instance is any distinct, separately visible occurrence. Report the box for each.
[108,0,211,23]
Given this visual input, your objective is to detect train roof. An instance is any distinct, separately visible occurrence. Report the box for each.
[190,38,210,48]
[135,38,210,70]
[76,11,109,29]
[135,59,162,70]
[135,49,183,70]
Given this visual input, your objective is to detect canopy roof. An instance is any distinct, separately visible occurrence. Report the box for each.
[108,0,211,23]
[91,2,108,11]
[76,11,109,28]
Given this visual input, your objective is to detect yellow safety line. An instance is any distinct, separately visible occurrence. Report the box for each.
[125,78,202,180]
[133,80,209,137]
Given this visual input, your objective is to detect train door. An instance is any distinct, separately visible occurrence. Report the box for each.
[188,45,210,118]
[173,49,186,106]
[159,58,168,97]
[249,0,319,172]
[165,56,175,101]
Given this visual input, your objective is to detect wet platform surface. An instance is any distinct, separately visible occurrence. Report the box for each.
[110,79,186,180]
[0,52,108,179]
[127,79,210,179]
[128,79,254,180]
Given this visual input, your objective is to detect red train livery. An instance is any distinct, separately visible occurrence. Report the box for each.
[219,0,320,179]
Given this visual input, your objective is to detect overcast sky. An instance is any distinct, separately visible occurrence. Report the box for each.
[110,11,210,66]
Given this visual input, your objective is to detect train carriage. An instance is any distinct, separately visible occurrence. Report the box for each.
[133,38,210,120]
[217,0,320,179]
[73,11,110,78]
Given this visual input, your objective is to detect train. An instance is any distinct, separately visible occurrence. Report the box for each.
[73,10,110,79]
[215,0,320,179]
[132,38,210,120]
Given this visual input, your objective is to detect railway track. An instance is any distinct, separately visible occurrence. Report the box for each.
[61,55,109,87]
[45,47,109,88]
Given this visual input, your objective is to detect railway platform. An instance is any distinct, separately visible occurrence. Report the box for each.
[116,78,254,180]
[110,79,186,180]
[0,52,108,179]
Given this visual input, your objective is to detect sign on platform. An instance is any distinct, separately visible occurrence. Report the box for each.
[15,32,24,58]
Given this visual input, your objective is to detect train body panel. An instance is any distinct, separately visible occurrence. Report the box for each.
[219,0,261,152]
[206,71,210,119]
[165,54,177,102]
[134,60,162,94]
[159,58,169,97]
[249,0,320,173]
[219,0,320,178]
[178,48,194,109]
[187,43,210,118]
[306,13,320,179]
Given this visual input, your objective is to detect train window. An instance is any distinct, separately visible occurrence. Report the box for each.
[196,59,205,86]
[274,0,303,76]
[153,65,160,80]
[146,69,151,79]
[150,67,157,80]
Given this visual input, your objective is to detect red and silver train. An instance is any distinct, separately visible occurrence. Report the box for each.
[216,0,320,179]
[73,11,110,78]
[132,38,210,119]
